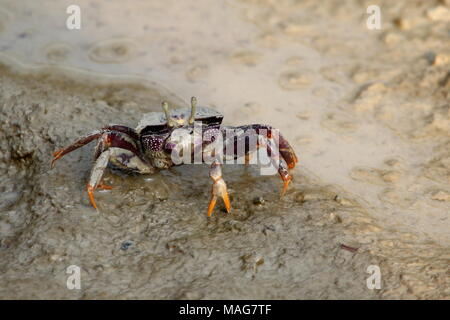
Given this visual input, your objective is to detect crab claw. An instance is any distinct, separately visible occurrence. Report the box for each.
[208,161,231,217]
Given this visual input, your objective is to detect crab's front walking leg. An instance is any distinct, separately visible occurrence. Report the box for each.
[87,149,113,209]
[207,160,231,217]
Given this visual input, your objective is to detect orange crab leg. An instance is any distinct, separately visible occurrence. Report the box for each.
[207,197,217,217]
[97,183,113,190]
[222,192,231,213]
[207,192,231,217]
[86,181,114,209]
[87,184,98,209]
[207,160,231,216]
[280,175,291,197]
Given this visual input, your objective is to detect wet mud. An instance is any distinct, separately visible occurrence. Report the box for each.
[0,0,449,299]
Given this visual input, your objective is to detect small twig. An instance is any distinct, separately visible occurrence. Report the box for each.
[340,243,359,253]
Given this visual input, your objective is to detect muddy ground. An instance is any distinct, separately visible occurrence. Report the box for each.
[0,0,449,299]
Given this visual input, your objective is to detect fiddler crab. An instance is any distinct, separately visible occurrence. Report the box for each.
[51,97,298,216]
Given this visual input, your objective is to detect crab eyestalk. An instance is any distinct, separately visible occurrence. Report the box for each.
[188,96,197,125]
[162,101,175,127]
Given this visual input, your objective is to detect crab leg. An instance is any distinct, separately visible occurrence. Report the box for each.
[51,130,102,168]
[207,160,231,217]
[86,146,155,209]
[262,135,292,197]
[278,158,292,197]
[250,124,298,169]
[87,149,112,209]
[52,125,155,209]
[51,125,143,169]
[223,124,298,196]
[101,125,139,140]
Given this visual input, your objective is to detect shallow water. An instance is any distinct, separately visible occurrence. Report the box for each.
[0,0,449,299]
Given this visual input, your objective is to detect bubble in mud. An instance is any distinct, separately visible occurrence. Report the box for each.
[381,170,401,183]
[294,136,312,145]
[256,33,279,48]
[295,187,337,203]
[232,101,262,118]
[328,212,342,223]
[311,87,332,98]
[384,158,404,169]
[44,43,72,63]
[378,188,415,209]
[230,51,263,66]
[393,17,411,30]
[382,32,403,46]
[89,38,139,63]
[281,22,314,37]
[320,112,359,133]
[334,195,356,207]
[185,64,209,82]
[320,65,353,87]
[428,189,450,202]
[350,167,401,186]
[278,71,312,90]
[295,111,310,120]
[284,56,303,67]
[351,67,386,84]
[432,53,450,66]
[426,6,450,22]
[423,150,450,184]
[353,82,386,112]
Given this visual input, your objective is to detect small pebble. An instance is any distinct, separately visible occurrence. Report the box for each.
[328,212,342,223]
[253,196,265,206]
[120,241,133,251]
[295,192,305,203]
[427,6,450,22]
